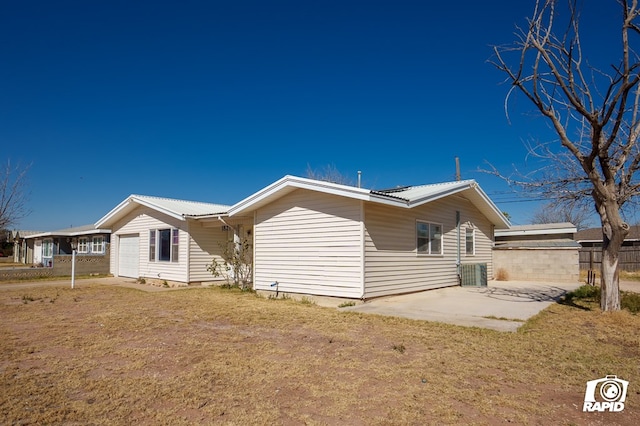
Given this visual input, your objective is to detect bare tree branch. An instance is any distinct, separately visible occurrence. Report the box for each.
[0,160,32,230]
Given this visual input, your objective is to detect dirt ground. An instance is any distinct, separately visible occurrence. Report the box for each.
[1,281,639,425]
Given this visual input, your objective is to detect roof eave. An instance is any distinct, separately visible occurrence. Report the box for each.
[229,175,372,216]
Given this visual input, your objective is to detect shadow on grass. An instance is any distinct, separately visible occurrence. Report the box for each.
[557,285,599,311]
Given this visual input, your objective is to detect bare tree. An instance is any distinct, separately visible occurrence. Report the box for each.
[0,160,31,230]
[531,202,593,230]
[305,164,355,186]
[490,0,640,311]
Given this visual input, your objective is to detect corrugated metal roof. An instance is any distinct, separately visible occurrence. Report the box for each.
[95,194,231,228]
[374,179,477,203]
[131,195,230,217]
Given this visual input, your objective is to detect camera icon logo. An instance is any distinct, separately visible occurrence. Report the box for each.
[583,375,629,412]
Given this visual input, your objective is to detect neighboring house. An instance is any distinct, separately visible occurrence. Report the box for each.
[24,225,111,267]
[575,225,640,248]
[228,175,510,299]
[9,230,42,263]
[494,223,580,282]
[95,195,252,285]
[575,225,640,271]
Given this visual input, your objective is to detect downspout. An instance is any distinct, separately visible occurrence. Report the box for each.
[456,210,461,285]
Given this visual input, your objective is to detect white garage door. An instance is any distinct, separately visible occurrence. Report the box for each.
[118,235,139,278]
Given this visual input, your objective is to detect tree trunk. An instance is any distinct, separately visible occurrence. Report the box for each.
[597,200,629,312]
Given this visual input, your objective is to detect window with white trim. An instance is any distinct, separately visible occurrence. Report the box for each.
[149,228,179,262]
[465,228,475,255]
[92,236,105,254]
[78,237,89,254]
[416,221,443,255]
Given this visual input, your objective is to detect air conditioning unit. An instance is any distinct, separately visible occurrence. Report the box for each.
[460,263,488,287]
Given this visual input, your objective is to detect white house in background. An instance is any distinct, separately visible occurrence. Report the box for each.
[95,195,252,285]
[228,175,510,299]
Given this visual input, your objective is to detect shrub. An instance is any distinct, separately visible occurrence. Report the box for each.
[495,268,509,281]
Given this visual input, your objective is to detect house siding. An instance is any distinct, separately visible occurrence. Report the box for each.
[187,217,253,283]
[363,195,493,298]
[110,206,189,282]
[253,189,363,298]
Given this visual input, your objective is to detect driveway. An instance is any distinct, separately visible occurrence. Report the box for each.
[343,280,583,332]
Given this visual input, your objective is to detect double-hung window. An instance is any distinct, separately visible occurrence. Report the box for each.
[92,236,105,254]
[78,238,89,254]
[416,221,443,255]
[149,228,179,262]
[465,228,475,255]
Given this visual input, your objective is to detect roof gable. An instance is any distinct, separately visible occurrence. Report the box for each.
[95,195,230,228]
[228,175,510,228]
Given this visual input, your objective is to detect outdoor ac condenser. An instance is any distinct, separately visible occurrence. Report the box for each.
[460,263,488,287]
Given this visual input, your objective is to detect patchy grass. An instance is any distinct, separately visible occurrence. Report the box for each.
[564,284,640,314]
[482,315,525,322]
[0,283,639,424]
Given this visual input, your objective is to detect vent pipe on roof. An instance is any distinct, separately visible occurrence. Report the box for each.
[357,170,362,188]
[455,157,461,181]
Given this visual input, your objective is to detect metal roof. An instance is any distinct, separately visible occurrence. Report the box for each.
[229,176,510,229]
[27,224,111,239]
[95,194,231,228]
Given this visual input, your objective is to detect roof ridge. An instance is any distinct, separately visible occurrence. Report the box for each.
[132,194,229,206]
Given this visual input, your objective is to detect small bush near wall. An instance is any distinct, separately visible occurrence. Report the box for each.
[495,268,509,281]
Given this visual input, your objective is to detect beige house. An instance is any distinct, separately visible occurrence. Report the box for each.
[95,195,252,285]
[229,175,510,299]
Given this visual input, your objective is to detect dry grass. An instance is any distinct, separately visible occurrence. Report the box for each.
[1,284,639,425]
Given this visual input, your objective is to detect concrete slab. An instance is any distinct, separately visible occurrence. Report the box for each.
[343,280,583,332]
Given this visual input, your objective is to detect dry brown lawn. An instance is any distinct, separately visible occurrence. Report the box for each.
[1,283,639,425]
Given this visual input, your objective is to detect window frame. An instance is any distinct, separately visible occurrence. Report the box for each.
[416,220,444,255]
[91,236,105,254]
[149,228,179,263]
[42,239,54,258]
[465,227,475,256]
[77,237,89,254]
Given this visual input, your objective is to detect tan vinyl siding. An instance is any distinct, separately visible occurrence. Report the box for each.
[254,189,363,298]
[187,217,253,282]
[110,206,189,283]
[363,195,493,298]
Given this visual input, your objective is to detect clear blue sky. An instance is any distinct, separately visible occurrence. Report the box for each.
[1,0,620,230]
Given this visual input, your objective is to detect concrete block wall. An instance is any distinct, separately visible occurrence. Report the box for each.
[53,254,110,276]
[493,248,579,282]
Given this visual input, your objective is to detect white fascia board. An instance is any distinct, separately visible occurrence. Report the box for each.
[95,196,135,228]
[26,228,111,239]
[496,227,576,237]
[95,195,185,228]
[228,175,372,216]
[468,183,511,229]
[132,197,186,222]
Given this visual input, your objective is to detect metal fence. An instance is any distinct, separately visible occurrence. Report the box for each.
[579,246,640,271]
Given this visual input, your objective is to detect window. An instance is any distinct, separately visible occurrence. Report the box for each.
[43,239,53,257]
[92,236,104,254]
[78,238,89,254]
[149,228,179,262]
[465,228,475,255]
[149,230,156,261]
[416,221,443,255]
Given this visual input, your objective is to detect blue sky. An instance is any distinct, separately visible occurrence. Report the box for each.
[1,0,620,230]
